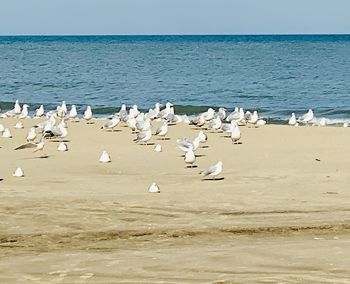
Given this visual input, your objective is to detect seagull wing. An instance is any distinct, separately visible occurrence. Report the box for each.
[200,165,217,176]
[14,142,36,150]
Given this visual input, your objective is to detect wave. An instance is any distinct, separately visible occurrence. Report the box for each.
[1,100,350,125]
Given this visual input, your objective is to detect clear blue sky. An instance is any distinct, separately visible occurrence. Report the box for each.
[0,0,349,35]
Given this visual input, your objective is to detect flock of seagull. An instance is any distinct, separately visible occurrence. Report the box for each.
[0,100,343,192]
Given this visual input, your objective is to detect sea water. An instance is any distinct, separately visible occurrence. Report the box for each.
[0,35,350,123]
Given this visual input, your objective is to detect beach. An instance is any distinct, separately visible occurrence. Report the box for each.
[1,117,350,283]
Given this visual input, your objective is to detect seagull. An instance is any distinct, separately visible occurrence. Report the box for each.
[37,115,56,131]
[84,106,93,123]
[217,107,226,121]
[200,161,223,180]
[127,117,137,132]
[184,149,196,168]
[69,105,78,119]
[2,128,12,138]
[208,116,222,131]
[136,118,151,132]
[288,113,297,126]
[299,109,314,124]
[202,108,215,121]
[177,137,200,153]
[56,101,67,118]
[148,182,160,193]
[61,101,67,114]
[221,121,235,135]
[154,144,162,152]
[190,114,206,128]
[57,142,68,151]
[248,111,259,126]
[129,105,140,119]
[134,128,152,145]
[231,123,241,144]
[146,102,161,119]
[14,121,24,129]
[44,124,68,139]
[26,127,37,142]
[13,167,24,177]
[226,107,238,121]
[155,122,168,139]
[99,150,111,163]
[197,131,207,143]
[14,100,21,115]
[118,104,129,121]
[35,105,45,117]
[159,102,174,119]
[19,104,29,119]
[101,117,120,131]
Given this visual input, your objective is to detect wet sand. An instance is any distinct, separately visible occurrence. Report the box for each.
[0,117,350,283]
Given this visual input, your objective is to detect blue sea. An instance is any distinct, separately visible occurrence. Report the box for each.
[1,35,350,123]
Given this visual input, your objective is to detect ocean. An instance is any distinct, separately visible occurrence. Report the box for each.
[1,35,350,123]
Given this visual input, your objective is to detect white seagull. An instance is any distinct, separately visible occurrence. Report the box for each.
[134,128,152,145]
[14,121,24,129]
[13,167,24,177]
[14,100,21,115]
[148,182,160,193]
[57,142,68,151]
[155,122,168,139]
[299,109,314,124]
[99,150,111,163]
[101,117,120,131]
[231,123,241,144]
[184,149,196,168]
[84,106,93,123]
[19,104,29,119]
[154,144,162,152]
[200,161,223,180]
[288,113,297,126]
[26,127,37,142]
[2,128,12,138]
[69,105,78,119]
[35,105,45,117]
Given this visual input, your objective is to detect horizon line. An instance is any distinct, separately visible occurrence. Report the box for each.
[0,33,350,37]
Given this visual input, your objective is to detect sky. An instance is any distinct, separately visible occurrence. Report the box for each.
[0,0,349,35]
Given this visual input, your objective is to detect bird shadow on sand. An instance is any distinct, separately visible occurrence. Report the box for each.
[179,154,207,158]
[156,137,171,141]
[192,127,208,130]
[105,129,122,132]
[49,139,70,143]
[201,177,225,181]
[185,165,198,168]
[36,155,50,159]
[24,155,50,160]
[137,143,155,146]
[200,145,209,148]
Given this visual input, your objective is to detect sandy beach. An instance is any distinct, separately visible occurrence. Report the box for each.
[1,117,350,283]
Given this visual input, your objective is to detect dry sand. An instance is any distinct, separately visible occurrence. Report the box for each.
[0,117,350,283]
